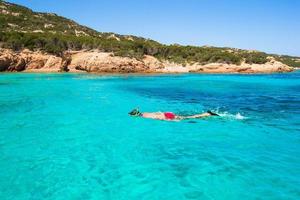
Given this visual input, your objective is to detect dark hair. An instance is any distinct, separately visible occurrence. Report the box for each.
[129,108,141,116]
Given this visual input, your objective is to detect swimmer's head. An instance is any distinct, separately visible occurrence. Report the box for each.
[129,108,142,116]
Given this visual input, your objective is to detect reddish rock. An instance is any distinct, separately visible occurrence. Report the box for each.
[0,48,294,73]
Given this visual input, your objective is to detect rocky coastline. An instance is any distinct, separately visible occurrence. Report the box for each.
[0,48,294,74]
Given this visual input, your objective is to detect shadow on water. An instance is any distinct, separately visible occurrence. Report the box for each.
[0,82,10,86]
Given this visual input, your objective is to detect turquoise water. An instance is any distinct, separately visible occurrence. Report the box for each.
[0,72,299,200]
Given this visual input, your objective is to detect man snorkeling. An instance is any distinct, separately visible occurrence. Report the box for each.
[129,108,219,121]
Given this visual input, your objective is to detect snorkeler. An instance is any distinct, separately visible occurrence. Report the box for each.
[128,108,219,121]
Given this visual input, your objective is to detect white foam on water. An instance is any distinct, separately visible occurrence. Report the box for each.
[217,111,247,120]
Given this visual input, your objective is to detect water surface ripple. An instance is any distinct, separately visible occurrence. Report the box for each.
[0,72,300,200]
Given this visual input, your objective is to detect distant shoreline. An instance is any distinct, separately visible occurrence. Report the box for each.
[0,48,294,74]
[1,0,300,75]
[0,70,296,76]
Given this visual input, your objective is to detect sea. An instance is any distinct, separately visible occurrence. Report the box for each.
[0,72,299,200]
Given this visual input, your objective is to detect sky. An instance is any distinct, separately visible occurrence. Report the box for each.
[7,0,300,56]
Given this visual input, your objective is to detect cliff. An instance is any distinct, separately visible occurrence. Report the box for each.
[0,48,293,73]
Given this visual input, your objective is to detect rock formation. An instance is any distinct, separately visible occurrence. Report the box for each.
[0,48,294,74]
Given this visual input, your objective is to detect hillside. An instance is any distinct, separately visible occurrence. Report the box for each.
[0,0,299,73]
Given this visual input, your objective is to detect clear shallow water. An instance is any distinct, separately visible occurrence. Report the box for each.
[0,72,299,200]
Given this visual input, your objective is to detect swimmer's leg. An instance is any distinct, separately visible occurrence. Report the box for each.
[179,113,211,120]
[179,111,219,120]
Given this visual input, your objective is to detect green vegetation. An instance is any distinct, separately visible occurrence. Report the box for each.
[0,1,299,67]
[0,0,99,36]
[276,56,300,68]
[239,52,268,64]
[0,31,267,65]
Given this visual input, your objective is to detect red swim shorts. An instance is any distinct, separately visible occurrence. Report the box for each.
[164,112,176,120]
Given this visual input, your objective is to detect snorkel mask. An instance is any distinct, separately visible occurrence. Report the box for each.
[129,108,142,116]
